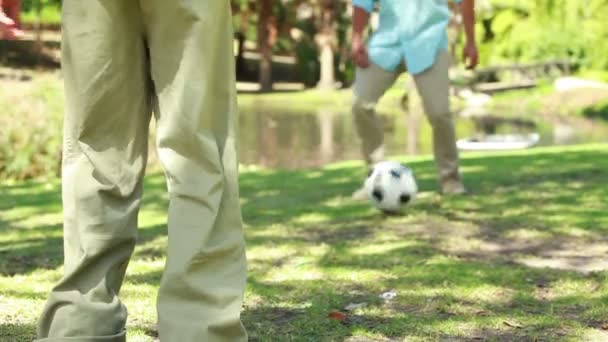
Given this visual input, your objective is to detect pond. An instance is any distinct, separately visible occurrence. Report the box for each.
[237,104,608,169]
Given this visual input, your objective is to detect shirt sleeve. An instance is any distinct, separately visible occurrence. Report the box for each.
[352,0,375,13]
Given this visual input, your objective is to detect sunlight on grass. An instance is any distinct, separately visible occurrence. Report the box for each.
[293,212,337,224]
[351,240,419,256]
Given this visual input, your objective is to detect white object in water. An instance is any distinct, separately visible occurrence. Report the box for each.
[554,77,608,92]
[457,133,541,151]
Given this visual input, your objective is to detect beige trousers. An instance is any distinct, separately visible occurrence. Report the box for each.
[36,1,247,341]
[352,50,461,184]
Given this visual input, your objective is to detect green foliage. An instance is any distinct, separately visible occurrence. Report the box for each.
[293,37,320,87]
[20,3,61,25]
[583,98,608,121]
[481,0,608,69]
[577,70,608,83]
[21,0,61,11]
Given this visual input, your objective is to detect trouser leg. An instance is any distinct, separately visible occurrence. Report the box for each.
[412,50,462,187]
[37,1,150,341]
[141,1,248,341]
[352,63,399,166]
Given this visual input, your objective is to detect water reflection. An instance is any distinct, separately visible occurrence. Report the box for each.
[471,116,537,135]
[237,106,608,170]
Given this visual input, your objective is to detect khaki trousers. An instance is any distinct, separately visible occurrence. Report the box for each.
[36,1,247,341]
[352,50,461,184]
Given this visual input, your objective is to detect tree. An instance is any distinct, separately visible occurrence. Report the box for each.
[314,0,337,89]
[477,0,608,70]
[257,0,276,91]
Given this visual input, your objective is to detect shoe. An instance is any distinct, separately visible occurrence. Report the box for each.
[441,179,468,195]
[351,186,368,201]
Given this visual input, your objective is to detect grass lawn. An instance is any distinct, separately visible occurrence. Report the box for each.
[1,144,608,341]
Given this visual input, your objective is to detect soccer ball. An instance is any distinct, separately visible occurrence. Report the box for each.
[364,161,418,214]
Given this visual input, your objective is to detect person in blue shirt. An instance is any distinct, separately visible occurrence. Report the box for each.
[351,0,478,195]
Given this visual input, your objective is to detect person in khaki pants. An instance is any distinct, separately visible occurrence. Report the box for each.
[36,1,247,341]
[351,0,478,195]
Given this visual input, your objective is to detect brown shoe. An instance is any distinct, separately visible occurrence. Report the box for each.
[351,186,368,201]
[441,178,468,195]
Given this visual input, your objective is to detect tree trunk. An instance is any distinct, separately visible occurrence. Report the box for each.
[234,2,252,78]
[315,1,336,90]
[258,0,274,92]
[316,34,335,90]
[318,108,334,164]
[34,0,43,54]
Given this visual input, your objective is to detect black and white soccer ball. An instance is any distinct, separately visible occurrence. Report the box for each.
[364,161,418,214]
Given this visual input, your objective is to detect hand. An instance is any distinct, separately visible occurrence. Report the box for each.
[351,36,370,68]
[462,41,479,70]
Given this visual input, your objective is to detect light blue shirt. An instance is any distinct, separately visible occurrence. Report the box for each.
[353,0,461,74]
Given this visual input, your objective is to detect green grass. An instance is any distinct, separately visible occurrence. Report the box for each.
[237,80,407,115]
[0,70,63,180]
[488,83,555,116]
[577,70,608,84]
[2,144,608,341]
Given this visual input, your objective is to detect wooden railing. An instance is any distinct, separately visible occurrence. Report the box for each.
[470,60,572,94]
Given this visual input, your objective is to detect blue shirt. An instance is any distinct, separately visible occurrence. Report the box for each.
[353,0,461,74]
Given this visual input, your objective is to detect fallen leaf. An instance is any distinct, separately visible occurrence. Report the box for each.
[328,311,347,321]
[503,320,523,329]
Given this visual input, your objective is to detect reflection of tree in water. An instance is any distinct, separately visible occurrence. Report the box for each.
[240,109,348,169]
[317,108,334,164]
[256,111,279,167]
[239,107,433,169]
[238,103,608,170]
[248,111,324,168]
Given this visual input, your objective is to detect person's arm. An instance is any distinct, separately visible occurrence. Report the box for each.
[459,0,478,69]
[351,1,373,68]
